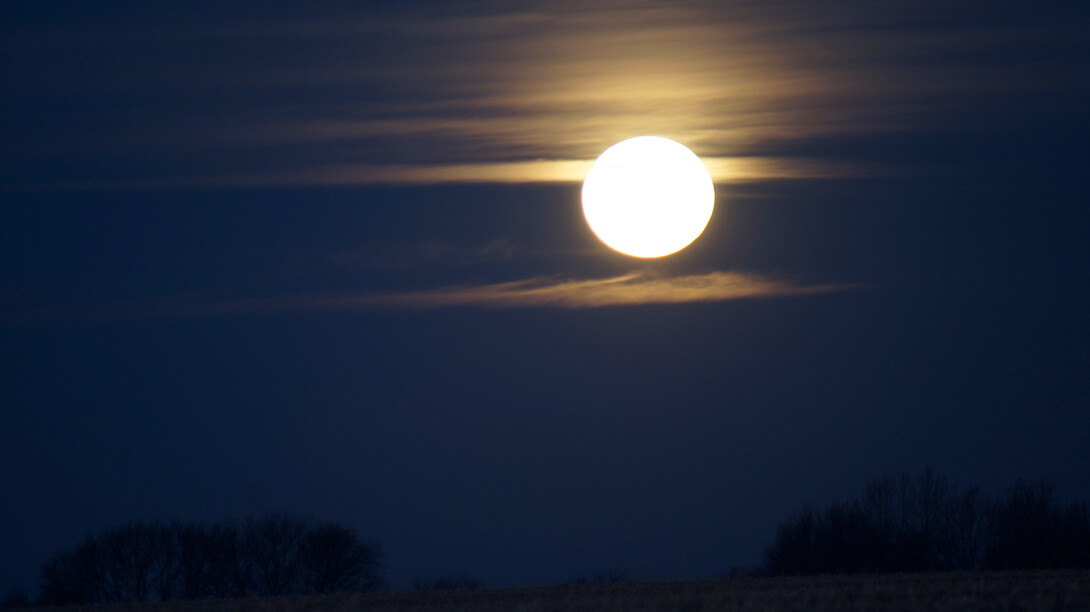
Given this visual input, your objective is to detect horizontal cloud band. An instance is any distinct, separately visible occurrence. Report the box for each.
[3,272,846,323]
[360,271,842,309]
[190,271,845,315]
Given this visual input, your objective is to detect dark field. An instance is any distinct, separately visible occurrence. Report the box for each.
[27,570,1090,612]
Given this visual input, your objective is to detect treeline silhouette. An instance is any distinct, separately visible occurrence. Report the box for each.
[37,513,383,605]
[762,469,1090,575]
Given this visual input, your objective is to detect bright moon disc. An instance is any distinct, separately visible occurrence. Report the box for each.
[582,136,714,258]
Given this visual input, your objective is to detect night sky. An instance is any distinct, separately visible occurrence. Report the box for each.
[2,1,1089,596]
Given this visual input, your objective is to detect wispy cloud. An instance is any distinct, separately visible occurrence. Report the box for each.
[283,156,875,186]
[1,271,845,324]
[9,1,1074,189]
[165,271,845,317]
[357,271,844,309]
[24,157,875,191]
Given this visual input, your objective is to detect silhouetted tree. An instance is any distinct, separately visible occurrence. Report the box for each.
[168,521,233,599]
[762,470,1090,576]
[815,501,885,573]
[905,468,950,569]
[151,522,182,601]
[98,521,163,602]
[39,521,177,604]
[299,522,384,594]
[243,514,307,597]
[983,481,1090,569]
[944,485,987,570]
[214,521,254,597]
[762,505,819,575]
[764,500,887,574]
[860,475,898,567]
[38,515,386,602]
[39,535,109,605]
[1058,501,1090,567]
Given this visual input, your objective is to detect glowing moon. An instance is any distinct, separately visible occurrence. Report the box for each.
[581,136,715,258]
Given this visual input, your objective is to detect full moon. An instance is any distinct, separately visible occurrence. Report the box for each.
[581,136,715,258]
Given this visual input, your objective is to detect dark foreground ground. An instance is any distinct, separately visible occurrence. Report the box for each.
[29,570,1090,611]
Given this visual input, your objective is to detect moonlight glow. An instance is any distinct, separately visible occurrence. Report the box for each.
[581,136,715,258]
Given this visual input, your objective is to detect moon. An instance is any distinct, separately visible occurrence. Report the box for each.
[581,136,715,258]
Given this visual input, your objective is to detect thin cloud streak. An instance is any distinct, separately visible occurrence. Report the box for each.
[1,272,845,324]
[29,157,873,192]
[176,271,845,316]
[366,271,844,309]
[243,156,872,186]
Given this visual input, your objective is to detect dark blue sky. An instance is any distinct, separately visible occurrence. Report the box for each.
[2,0,1089,594]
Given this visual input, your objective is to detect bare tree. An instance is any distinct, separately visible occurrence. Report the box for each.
[172,521,242,599]
[762,505,819,575]
[211,521,252,597]
[151,522,182,601]
[763,470,1090,576]
[39,535,109,605]
[243,514,307,597]
[98,521,163,602]
[944,486,987,570]
[1057,501,1090,568]
[982,481,1090,569]
[299,522,384,594]
[39,515,387,602]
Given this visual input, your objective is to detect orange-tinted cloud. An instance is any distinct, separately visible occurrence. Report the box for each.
[167,271,844,316]
[13,1,1046,189]
[2,271,845,323]
[181,156,871,188]
[360,271,843,309]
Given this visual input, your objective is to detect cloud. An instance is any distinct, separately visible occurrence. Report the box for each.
[164,271,845,317]
[35,156,873,191]
[1,271,844,324]
[11,1,1075,190]
[362,271,844,309]
[270,156,873,185]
